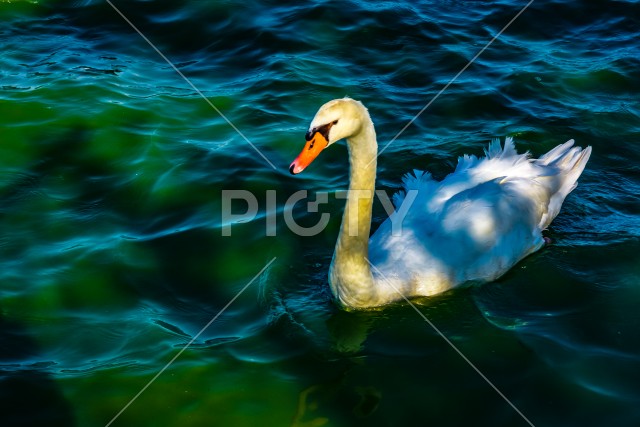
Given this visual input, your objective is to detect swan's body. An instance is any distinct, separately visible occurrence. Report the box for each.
[290,98,591,309]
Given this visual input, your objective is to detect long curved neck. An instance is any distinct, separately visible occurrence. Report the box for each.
[329,115,379,308]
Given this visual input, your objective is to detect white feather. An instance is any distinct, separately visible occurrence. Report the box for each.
[369,137,591,293]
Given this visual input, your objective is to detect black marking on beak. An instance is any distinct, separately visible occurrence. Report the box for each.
[305,120,339,143]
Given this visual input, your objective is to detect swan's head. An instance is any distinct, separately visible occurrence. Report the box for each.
[289,98,367,174]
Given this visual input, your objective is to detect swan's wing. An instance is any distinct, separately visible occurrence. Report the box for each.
[370,137,591,290]
[370,175,550,288]
[435,176,549,281]
[392,138,532,212]
[433,137,591,228]
[373,138,538,284]
[392,169,435,208]
[454,137,524,174]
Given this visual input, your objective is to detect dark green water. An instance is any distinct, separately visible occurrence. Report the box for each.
[1,0,639,426]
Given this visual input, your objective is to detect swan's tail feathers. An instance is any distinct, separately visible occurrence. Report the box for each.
[393,169,432,208]
[537,139,575,165]
[538,143,592,229]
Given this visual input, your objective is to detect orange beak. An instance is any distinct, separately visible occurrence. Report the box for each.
[289,132,329,175]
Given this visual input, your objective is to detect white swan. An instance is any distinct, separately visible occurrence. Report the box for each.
[289,98,591,309]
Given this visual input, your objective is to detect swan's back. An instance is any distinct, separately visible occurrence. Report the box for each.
[370,138,591,297]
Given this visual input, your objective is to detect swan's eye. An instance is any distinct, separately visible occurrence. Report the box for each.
[305,121,336,145]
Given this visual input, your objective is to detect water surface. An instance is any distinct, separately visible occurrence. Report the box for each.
[1,0,639,426]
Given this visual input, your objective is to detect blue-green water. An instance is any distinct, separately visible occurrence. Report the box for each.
[1,0,639,426]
